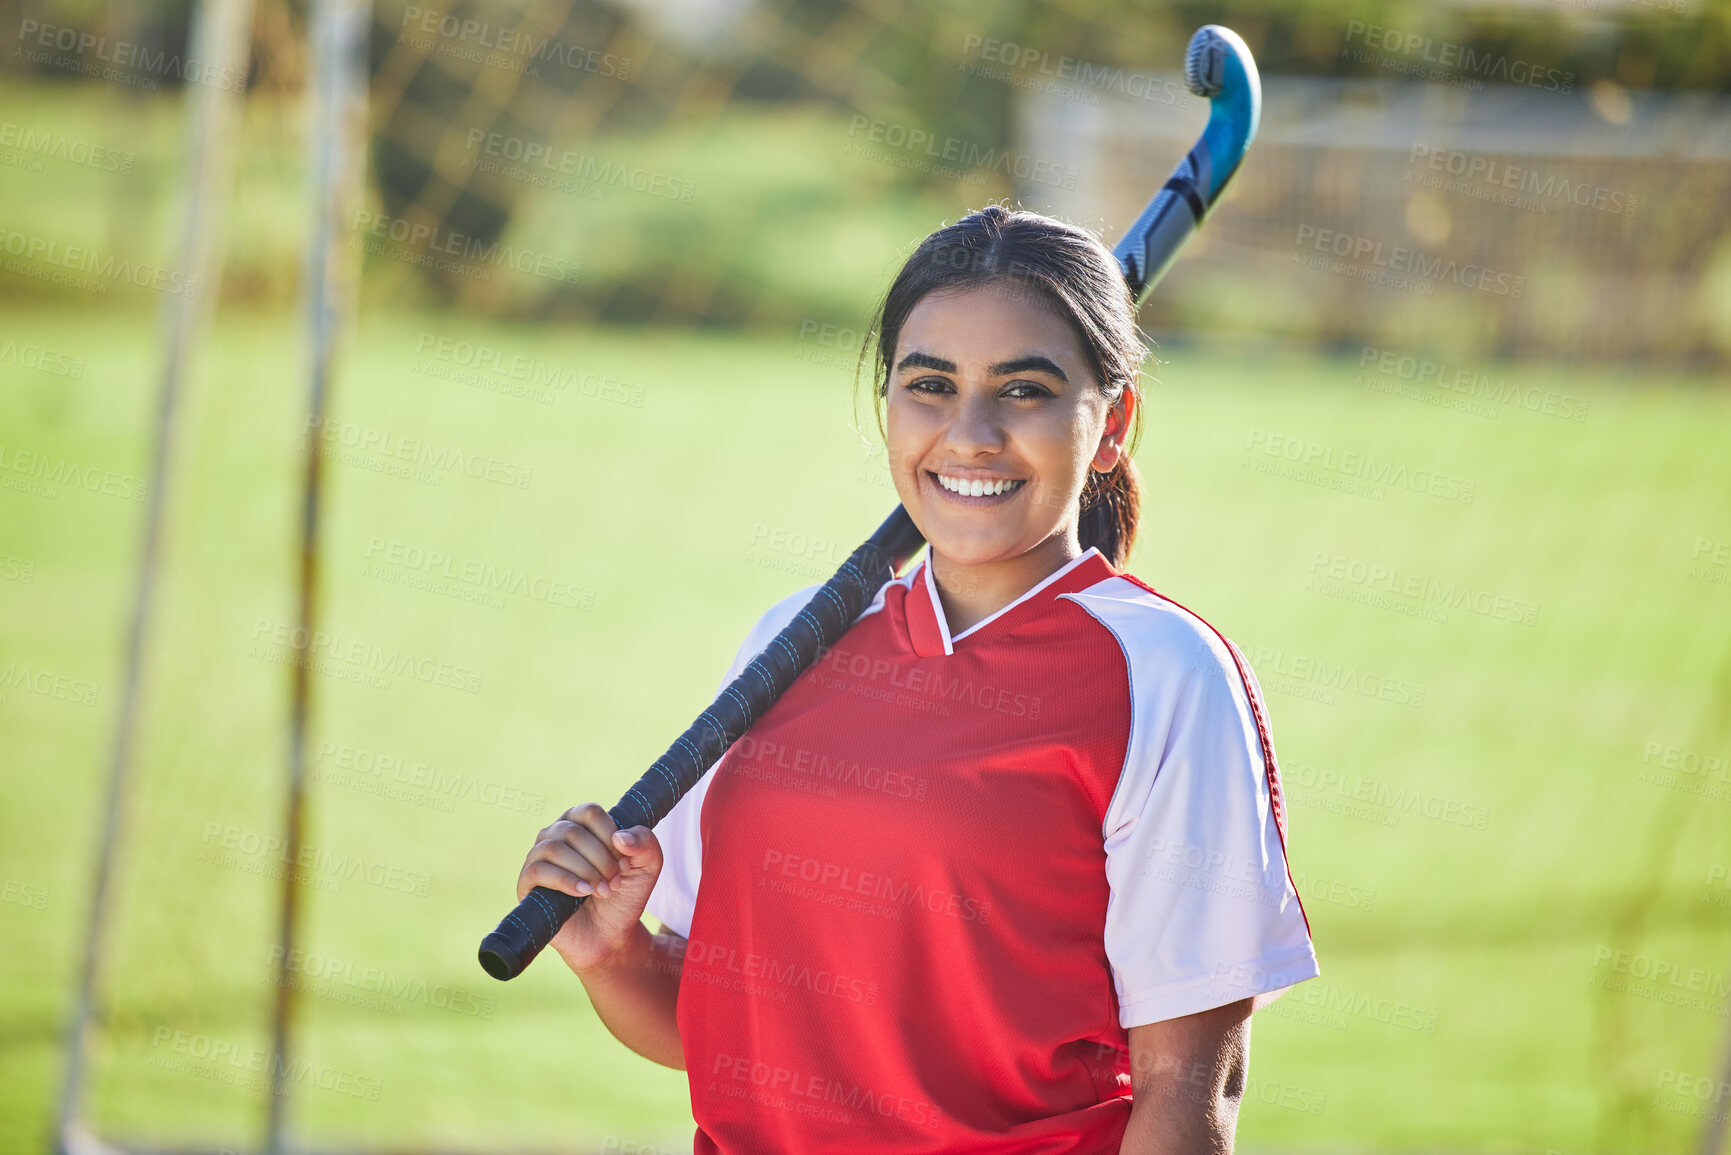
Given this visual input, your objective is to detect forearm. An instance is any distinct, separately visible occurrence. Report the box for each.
[1118,1080,1240,1154]
[1119,1000,1252,1155]
[566,921,685,1069]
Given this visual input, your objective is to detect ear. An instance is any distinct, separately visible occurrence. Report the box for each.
[1091,388,1137,473]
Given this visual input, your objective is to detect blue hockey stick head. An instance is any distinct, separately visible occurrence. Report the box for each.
[1110,25,1262,303]
[1185,25,1262,200]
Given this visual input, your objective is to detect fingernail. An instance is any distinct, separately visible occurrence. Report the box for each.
[575,881,592,895]
[617,831,636,847]
[596,879,611,897]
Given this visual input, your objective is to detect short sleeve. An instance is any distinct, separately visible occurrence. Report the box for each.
[642,583,822,939]
[1079,594,1320,1029]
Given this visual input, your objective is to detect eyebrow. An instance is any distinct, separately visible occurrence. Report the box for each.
[893,351,1070,383]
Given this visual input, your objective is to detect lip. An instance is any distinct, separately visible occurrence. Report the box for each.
[925,469,1027,503]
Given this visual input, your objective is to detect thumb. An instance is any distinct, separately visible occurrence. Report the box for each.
[612,826,661,871]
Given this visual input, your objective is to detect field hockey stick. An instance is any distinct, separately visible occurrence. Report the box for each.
[477,24,1262,982]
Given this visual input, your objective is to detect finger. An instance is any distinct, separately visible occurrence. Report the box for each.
[569,802,619,845]
[542,802,608,840]
[610,826,662,874]
[518,857,594,901]
[531,837,609,893]
[569,808,625,894]
[549,821,624,882]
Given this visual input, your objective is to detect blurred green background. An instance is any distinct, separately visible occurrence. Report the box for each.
[2,0,1730,1153]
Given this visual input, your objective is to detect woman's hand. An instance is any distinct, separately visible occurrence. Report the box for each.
[516,803,663,974]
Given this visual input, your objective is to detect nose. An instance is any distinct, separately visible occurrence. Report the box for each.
[942,386,1006,458]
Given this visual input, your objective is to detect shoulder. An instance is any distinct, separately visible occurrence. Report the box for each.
[743,569,903,641]
[1073,575,1279,843]
[745,582,825,645]
[727,574,905,674]
[722,583,820,676]
[1058,572,1248,696]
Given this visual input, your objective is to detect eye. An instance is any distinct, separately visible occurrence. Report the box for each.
[1003,379,1054,400]
[905,375,954,395]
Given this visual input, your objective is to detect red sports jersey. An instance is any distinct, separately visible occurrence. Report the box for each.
[646,547,1317,1154]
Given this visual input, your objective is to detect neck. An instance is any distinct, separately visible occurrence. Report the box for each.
[929,531,1086,636]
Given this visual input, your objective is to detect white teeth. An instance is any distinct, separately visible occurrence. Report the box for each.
[936,473,1022,497]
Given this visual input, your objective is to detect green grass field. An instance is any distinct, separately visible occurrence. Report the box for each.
[2,301,1729,1154]
[3,72,1731,1155]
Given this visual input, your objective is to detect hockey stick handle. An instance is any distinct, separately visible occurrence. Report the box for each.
[478,506,928,980]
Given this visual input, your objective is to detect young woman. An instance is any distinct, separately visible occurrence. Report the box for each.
[515,204,1319,1154]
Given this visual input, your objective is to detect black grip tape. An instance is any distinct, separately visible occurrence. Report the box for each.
[479,507,925,981]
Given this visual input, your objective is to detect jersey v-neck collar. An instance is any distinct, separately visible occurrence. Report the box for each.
[904,546,1114,658]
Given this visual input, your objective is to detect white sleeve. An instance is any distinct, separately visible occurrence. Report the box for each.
[642,583,823,940]
[1083,598,1319,1029]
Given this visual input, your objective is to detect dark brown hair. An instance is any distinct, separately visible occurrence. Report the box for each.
[858,203,1147,568]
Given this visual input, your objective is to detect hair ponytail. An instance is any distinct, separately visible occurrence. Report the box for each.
[861,203,1149,571]
[1079,456,1142,570]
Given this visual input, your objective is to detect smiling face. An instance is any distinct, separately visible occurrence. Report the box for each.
[885,282,1134,570]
